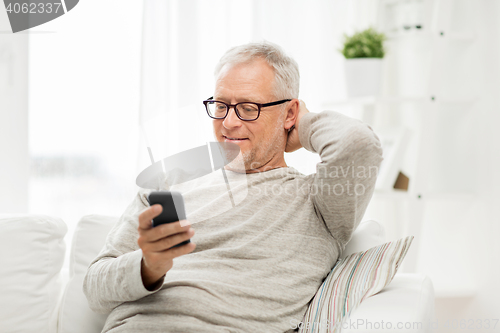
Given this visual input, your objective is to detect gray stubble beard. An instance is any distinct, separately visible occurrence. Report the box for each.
[231,116,287,172]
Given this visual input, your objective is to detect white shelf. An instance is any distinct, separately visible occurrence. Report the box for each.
[373,189,412,200]
[323,95,427,108]
[385,30,476,42]
[385,31,434,40]
[323,95,478,109]
[420,191,476,200]
[448,32,476,42]
[372,190,476,200]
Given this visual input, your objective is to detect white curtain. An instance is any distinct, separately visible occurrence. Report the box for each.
[138,0,375,174]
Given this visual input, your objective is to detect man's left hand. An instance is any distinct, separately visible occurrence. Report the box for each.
[285,100,309,153]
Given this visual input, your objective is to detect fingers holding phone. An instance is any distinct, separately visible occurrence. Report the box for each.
[137,192,196,290]
[138,209,195,253]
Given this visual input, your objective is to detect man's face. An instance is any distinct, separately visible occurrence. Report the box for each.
[213,59,287,172]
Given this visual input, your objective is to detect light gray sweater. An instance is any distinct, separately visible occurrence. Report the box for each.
[83,111,383,333]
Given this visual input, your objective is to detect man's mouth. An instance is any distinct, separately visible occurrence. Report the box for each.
[223,135,248,141]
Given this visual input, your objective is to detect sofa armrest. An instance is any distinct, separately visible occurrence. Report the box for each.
[342,273,435,333]
[0,214,67,333]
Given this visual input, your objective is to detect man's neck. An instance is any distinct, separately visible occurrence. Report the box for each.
[245,154,287,174]
[224,154,287,174]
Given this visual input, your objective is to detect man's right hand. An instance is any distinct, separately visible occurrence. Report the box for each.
[137,204,196,290]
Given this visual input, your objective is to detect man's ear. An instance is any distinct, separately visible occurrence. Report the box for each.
[284,99,300,131]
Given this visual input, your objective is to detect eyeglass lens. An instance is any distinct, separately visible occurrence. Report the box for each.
[206,101,259,120]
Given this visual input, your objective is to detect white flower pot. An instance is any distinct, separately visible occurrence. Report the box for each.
[344,58,383,98]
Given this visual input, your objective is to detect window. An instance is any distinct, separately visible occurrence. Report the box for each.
[28,0,143,269]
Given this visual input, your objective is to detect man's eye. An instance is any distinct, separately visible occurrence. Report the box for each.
[241,104,258,112]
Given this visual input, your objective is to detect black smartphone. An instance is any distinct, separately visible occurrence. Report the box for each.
[147,191,190,247]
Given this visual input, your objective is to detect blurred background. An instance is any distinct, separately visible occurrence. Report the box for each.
[1,0,499,332]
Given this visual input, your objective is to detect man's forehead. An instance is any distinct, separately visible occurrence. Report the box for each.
[213,77,264,101]
[214,59,275,100]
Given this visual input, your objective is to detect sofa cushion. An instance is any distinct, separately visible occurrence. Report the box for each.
[299,236,414,333]
[57,215,118,333]
[0,214,67,333]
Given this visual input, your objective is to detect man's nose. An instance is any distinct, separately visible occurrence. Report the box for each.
[222,107,242,129]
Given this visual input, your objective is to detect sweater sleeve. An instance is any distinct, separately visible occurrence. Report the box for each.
[298,111,383,253]
[83,188,165,314]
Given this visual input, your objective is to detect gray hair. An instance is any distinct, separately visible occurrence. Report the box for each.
[214,41,300,100]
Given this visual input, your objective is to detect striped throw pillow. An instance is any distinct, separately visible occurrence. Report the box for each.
[299,236,414,333]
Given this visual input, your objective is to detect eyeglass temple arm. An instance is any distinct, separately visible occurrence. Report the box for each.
[262,99,292,107]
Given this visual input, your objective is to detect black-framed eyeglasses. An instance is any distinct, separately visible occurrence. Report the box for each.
[203,97,292,121]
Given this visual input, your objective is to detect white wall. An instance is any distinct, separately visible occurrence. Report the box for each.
[0,8,29,213]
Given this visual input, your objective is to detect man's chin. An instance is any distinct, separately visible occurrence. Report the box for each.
[222,151,247,173]
[224,150,268,173]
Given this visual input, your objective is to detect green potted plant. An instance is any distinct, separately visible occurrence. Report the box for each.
[341,28,386,97]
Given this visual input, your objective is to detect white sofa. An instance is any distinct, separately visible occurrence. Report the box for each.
[0,214,434,333]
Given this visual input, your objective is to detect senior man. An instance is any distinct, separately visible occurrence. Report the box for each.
[84,42,383,332]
